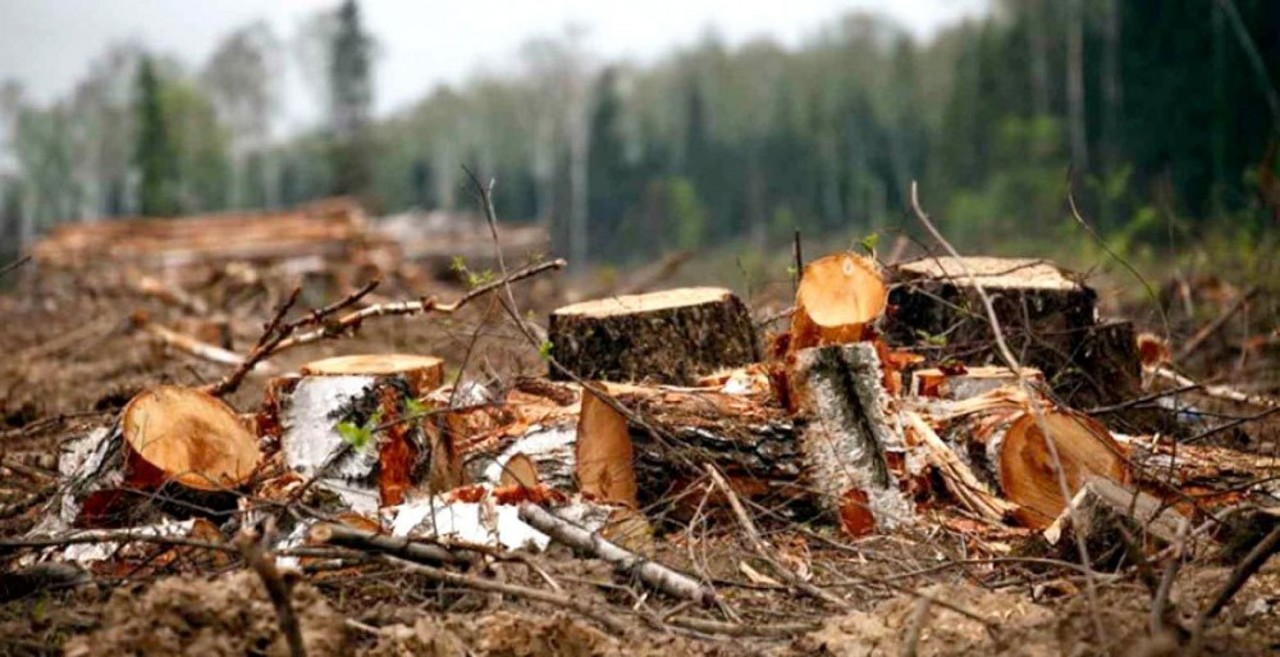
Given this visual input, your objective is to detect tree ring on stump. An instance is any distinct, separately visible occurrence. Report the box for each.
[997,410,1126,527]
[121,386,260,491]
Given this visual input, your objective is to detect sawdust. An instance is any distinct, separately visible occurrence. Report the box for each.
[63,570,348,657]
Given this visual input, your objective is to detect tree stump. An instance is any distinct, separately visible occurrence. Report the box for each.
[548,287,759,385]
[790,252,889,352]
[885,256,1117,407]
[54,386,261,528]
[264,354,446,511]
[788,343,914,535]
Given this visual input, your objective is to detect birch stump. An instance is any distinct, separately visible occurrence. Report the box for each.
[55,386,261,528]
[263,354,446,511]
[788,343,914,535]
[548,287,758,385]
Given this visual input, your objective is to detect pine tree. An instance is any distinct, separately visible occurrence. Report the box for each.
[329,0,373,197]
[133,56,179,216]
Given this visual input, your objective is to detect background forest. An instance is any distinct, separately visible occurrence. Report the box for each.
[1,0,1277,274]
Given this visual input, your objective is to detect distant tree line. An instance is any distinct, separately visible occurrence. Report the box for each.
[2,0,1278,266]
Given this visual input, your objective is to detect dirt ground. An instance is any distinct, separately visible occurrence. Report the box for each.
[2,257,1279,656]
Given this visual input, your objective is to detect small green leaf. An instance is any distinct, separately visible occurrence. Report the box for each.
[449,256,467,273]
[538,340,554,361]
[336,421,372,450]
[859,233,880,254]
[405,397,429,418]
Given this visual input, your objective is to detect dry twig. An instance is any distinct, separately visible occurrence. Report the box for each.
[236,529,307,657]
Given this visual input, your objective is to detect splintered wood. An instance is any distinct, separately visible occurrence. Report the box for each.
[548,287,759,385]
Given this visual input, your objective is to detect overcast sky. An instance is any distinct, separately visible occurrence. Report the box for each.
[0,0,988,131]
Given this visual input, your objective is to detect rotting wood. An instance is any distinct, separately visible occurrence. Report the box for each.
[789,252,888,352]
[788,343,914,535]
[548,287,759,385]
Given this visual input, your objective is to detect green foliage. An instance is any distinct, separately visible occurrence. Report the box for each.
[667,176,708,250]
[133,56,180,217]
[328,0,374,197]
[335,407,383,451]
[538,340,554,361]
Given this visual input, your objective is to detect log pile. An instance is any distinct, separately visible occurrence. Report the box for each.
[32,199,371,286]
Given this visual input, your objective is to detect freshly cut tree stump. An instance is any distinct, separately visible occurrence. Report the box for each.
[266,354,447,511]
[548,287,759,385]
[300,354,444,393]
[937,393,1128,529]
[790,252,889,352]
[885,256,1122,407]
[51,387,261,528]
[788,343,914,535]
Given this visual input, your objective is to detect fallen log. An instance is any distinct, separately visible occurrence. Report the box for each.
[790,252,888,352]
[267,354,447,510]
[924,390,1129,529]
[788,343,914,535]
[548,287,759,385]
[47,387,261,529]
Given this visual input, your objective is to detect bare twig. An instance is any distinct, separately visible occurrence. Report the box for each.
[381,554,631,634]
[236,529,307,657]
[517,502,716,606]
[0,254,31,279]
[1177,286,1258,362]
[792,229,803,294]
[1150,517,1190,635]
[202,286,301,397]
[901,596,935,657]
[308,523,464,566]
[1186,522,1280,655]
[705,465,852,611]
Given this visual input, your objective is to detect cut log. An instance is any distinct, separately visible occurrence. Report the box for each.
[790,252,888,352]
[47,388,261,528]
[886,256,1125,407]
[266,354,447,511]
[548,287,759,385]
[788,343,914,535]
[933,392,1129,529]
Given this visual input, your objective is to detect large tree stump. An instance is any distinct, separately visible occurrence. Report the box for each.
[790,252,889,352]
[788,343,914,535]
[928,390,1129,529]
[885,257,1135,407]
[548,287,759,385]
[264,354,446,511]
[52,386,261,528]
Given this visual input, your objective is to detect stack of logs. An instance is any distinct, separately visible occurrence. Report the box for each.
[45,252,1276,557]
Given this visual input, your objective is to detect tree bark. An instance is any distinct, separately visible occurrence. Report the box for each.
[549,287,759,385]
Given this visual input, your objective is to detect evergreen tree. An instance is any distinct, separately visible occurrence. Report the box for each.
[133,56,179,216]
[329,0,374,197]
